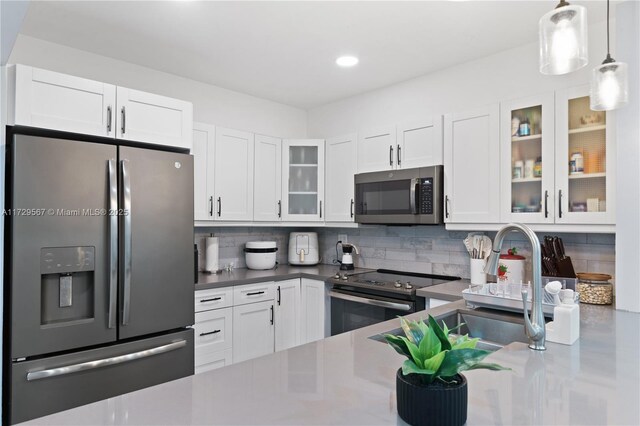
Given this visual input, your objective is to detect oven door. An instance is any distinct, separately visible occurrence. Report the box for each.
[329,289,415,336]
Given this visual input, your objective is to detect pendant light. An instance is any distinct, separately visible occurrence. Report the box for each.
[539,0,588,75]
[590,0,629,111]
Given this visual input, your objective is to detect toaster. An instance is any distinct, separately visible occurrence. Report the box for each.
[288,232,319,265]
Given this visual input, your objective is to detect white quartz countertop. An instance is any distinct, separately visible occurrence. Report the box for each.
[24,302,640,425]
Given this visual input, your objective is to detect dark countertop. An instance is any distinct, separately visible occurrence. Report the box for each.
[196,264,373,291]
[415,278,470,301]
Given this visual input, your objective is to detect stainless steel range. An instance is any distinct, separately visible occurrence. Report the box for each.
[328,269,460,335]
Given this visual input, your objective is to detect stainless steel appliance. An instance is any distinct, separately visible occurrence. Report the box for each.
[329,269,460,335]
[4,130,195,424]
[354,165,444,225]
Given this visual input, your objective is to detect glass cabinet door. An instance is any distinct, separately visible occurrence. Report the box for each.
[555,85,615,224]
[500,93,555,223]
[282,139,325,221]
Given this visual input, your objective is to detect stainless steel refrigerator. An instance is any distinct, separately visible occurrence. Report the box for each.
[4,131,195,424]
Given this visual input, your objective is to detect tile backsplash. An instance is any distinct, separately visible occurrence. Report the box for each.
[195,225,615,283]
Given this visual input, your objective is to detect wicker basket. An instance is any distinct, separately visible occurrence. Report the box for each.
[576,273,613,305]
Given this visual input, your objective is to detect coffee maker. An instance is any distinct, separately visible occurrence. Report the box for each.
[336,241,359,270]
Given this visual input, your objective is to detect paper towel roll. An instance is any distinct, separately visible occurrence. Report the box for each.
[205,237,219,272]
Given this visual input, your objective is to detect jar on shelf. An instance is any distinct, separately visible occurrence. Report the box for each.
[576,273,613,305]
[533,157,542,177]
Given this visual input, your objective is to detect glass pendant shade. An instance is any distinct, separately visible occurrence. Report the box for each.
[591,61,629,111]
[539,4,588,75]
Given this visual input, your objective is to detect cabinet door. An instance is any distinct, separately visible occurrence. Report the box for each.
[282,139,325,222]
[555,85,616,224]
[500,93,555,224]
[254,134,282,221]
[397,117,443,169]
[192,123,216,222]
[300,279,326,344]
[195,348,232,375]
[10,65,116,138]
[116,87,193,150]
[325,133,357,222]
[232,300,275,363]
[444,104,500,223]
[274,279,301,352]
[357,125,397,172]
[214,127,255,221]
[194,307,232,354]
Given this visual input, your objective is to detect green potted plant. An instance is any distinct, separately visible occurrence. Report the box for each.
[385,316,510,426]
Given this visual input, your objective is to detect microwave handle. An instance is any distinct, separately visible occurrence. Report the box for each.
[410,178,419,214]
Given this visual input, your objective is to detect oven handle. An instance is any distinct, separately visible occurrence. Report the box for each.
[410,177,419,215]
[329,290,412,312]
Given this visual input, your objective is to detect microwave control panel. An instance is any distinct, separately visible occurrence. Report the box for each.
[419,178,433,214]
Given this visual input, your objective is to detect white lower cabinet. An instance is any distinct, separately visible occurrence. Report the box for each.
[274,279,301,351]
[195,348,233,375]
[194,307,233,374]
[300,279,327,344]
[233,300,275,363]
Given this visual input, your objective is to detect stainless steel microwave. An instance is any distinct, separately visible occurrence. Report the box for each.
[354,165,443,225]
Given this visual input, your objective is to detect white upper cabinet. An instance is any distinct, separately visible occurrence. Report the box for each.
[9,65,116,138]
[8,65,193,150]
[274,279,300,352]
[192,123,216,222]
[397,117,443,168]
[325,133,357,222]
[444,104,500,223]
[254,134,283,221]
[500,93,555,224]
[116,87,193,150]
[282,139,325,222]
[555,85,615,225]
[357,125,397,173]
[214,127,255,221]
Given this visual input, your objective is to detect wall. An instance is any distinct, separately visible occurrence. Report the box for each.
[8,35,307,138]
[307,21,609,137]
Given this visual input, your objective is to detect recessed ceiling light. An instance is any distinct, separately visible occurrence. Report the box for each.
[336,56,359,67]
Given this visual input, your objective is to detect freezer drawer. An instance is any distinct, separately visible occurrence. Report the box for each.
[10,329,194,424]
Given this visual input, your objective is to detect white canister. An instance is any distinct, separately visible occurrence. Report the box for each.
[244,241,278,270]
[470,258,487,285]
[498,252,526,284]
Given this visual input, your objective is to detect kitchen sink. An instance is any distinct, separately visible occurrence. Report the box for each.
[370,310,529,351]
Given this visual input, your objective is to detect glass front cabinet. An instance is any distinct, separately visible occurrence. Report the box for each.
[281,139,325,221]
[555,85,615,224]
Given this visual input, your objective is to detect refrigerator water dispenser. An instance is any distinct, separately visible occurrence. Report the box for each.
[40,247,95,325]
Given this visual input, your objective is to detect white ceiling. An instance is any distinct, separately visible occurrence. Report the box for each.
[19,1,611,109]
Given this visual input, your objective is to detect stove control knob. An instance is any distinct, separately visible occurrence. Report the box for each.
[341,274,349,280]
[333,274,341,279]
[405,282,413,290]
[394,281,402,288]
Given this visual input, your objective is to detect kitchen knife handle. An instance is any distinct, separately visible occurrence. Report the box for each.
[217,197,222,217]
[121,106,126,135]
[106,106,112,133]
[389,145,394,166]
[558,190,563,218]
[544,190,549,218]
[121,159,132,326]
[397,144,401,166]
[350,199,354,218]
[108,160,118,329]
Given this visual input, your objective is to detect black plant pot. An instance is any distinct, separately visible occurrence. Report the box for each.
[396,369,468,426]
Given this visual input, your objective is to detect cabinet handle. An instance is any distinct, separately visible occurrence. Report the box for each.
[217,197,222,217]
[278,200,282,218]
[121,106,126,134]
[199,330,221,337]
[389,145,394,166]
[544,190,549,218]
[319,200,322,218]
[270,305,274,325]
[558,190,563,218]
[397,144,401,166]
[277,286,281,305]
[246,291,265,296]
[209,196,214,217]
[200,297,222,303]
[445,195,450,219]
[350,199,354,218]
[106,106,112,133]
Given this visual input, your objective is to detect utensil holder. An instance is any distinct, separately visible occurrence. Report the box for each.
[470,258,487,285]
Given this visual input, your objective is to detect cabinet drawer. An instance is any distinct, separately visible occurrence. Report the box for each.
[195,287,233,312]
[195,348,232,375]
[233,282,275,305]
[194,308,232,352]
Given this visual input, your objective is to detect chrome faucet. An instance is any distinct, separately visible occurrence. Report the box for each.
[484,223,546,351]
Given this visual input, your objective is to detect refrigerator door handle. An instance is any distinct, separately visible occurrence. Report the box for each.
[108,160,118,329]
[121,159,132,326]
[26,340,187,381]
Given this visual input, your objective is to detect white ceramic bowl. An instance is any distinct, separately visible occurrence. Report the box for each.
[244,241,278,270]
